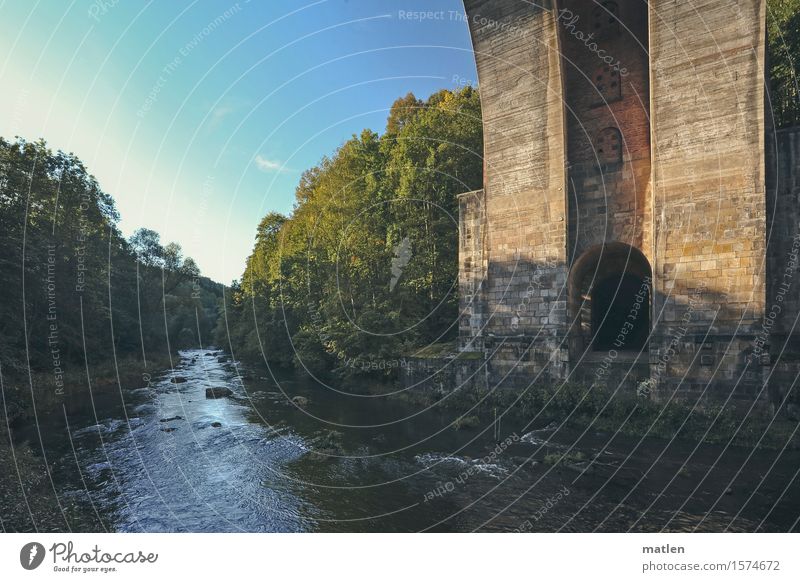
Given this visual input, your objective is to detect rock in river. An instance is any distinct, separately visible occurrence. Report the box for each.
[206,387,233,399]
[170,376,188,384]
[291,396,309,408]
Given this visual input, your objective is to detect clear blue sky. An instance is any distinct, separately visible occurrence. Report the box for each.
[0,0,477,284]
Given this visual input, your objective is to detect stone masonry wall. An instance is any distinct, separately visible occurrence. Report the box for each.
[464,0,570,382]
[649,0,768,400]
[458,189,487,351]
[560,0,652,261]
[452,0,778,406]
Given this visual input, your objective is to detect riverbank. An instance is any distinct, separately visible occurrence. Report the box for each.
[238,345,800,451]
[0,352,179,532]
[318,345,796,452]
[398,380,800,451]
[3,348,799,532]
[394,340,800,450]
[0,440,105,532]
[2,352,180,425]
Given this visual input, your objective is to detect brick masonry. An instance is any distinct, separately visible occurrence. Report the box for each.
[443,0,800,406]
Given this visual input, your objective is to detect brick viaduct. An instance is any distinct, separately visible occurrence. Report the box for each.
[452,0,800,405]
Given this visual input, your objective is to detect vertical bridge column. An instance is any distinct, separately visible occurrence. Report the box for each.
[462,0,570,384]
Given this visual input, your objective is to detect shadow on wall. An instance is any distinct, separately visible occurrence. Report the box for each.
[456,249,773,403]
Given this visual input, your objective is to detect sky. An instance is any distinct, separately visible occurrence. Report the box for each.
[0,0,478,284]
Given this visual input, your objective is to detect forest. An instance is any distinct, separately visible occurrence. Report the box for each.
[213,87,483,381]
[1,0,797,397]
[215,0,800,381]
[0,138,222,417]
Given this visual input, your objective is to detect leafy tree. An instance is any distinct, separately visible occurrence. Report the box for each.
[130,227,164,267]
[0,138,222,380]
[217,87,483,381]
[768,0,800,127]
[385,92,424,136]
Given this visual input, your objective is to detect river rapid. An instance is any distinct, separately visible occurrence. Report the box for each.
[22,349,800,532]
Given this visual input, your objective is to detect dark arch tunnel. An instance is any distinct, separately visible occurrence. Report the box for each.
[569,242,652,355]
[591,270,650,350]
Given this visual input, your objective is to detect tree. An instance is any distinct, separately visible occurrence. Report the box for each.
[385,92,423,136]
[221,87,483,380]
[0,138,222,375]
[130,228,164,267]
[768,0,800,127]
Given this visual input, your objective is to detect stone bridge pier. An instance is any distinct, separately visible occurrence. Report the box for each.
[451,0,798,407]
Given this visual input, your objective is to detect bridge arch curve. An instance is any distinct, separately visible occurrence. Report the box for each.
[568,242,652,356]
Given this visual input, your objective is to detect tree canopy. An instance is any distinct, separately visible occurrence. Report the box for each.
[0,138,222,383]
[215,87,483,381]
[768,0,800,127]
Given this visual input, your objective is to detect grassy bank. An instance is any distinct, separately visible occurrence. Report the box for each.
[0,442,104,532]
[1,352,180,532]
[2,352,179,425]
[243,342,800,451]
[511,383,799,450]
[381,379,800,451]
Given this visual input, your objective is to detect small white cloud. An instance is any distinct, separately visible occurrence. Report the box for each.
[254,154,290,173]
[204,104,237,131]
[211,105,234,121]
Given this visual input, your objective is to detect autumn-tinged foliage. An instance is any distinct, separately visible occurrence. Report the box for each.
[215,87,483,380]
[219,2,800,379]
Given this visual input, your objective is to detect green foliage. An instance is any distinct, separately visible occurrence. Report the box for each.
[217,87,483,381]
[543,451,585,466]
[768,0,800,127]
[451,415,481,430]
[0,137,222,380]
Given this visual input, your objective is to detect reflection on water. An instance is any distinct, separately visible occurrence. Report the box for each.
[24,350,800,532]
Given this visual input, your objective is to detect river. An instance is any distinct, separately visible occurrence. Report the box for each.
[24,349,800,532]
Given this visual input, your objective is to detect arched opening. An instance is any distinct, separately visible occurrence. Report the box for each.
[591,271,650,350]
[596,126,623,168]
[569,243,652,355]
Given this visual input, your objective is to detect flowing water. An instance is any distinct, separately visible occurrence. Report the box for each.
[20,349,800,532]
